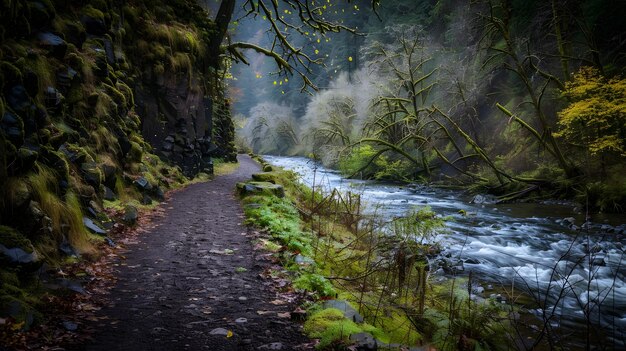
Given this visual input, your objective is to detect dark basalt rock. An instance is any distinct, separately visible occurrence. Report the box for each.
[104,237,116,247]
[102,221,115,230]
[600,224,615,233]
[16,147,38,172]
[63,21,87,48]
[37,32,67,59]
[0,299,37,331]
[82,217,106,235]
[28,1,55,29]
[7,85,31,113]
[24,201,45,233]
[1,111,25,148]
[117,134,131,156]
[103,39,115,65]
[44,86,62,108]
[59,238,78,257]
[134,177,152,191]
[237,181,285,198]
[23,70,39,97]
[62,321,78,331]
[56,278,87,295]
[162,141,173,151]
[94,55,109,77]
[470,194,497,205]
[81,14,107,36]
[81,162,102,186]
[40,148,69,181]
[101,163,117,184]
[123,205,138,225]
[141,194,153,205]
[0,244,38,264]
[7,181,31,210]
[56,67,78,91]
[135,76,213,177]
[153,186,165,201]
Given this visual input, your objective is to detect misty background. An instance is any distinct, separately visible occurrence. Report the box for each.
[218,0,626,198]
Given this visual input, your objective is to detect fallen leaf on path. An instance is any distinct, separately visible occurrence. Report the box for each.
[270,299,287,305]
[209,249,234,255]
[11,321,24,331]
[226,330,233,338]
[256,310,272,315]
[277,312,291,319]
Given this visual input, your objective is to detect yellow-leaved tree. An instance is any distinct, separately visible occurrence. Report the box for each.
[556,67,626,158]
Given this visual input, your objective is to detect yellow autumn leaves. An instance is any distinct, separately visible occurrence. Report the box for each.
[556,67,626,156]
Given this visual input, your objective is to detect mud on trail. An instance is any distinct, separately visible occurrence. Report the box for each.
[76,155,311,350]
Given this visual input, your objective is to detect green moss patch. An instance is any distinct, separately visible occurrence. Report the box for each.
[0,226,32,251]
[242,194,311,255]
[303,308,389,349]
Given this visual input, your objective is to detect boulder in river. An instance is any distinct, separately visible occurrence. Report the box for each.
[600,224,615,233]
[470,194,497,205]
[562,217,576,227]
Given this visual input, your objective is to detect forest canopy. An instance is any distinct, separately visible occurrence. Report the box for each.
[231,0,626,212]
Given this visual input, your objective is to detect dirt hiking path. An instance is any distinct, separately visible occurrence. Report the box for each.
[80,155,310,350]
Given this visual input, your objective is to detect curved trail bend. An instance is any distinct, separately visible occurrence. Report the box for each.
[82,155,309,350]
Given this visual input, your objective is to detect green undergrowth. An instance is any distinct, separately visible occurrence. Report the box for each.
[240,157,513,350]
[293,273,336,298]
[243,194,312,255]
[239,160,421,349]
[304,308,386,349]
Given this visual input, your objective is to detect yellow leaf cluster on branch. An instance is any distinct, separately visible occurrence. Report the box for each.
[556,67,626,157]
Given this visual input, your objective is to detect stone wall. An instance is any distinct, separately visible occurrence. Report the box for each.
[136,73,213,176]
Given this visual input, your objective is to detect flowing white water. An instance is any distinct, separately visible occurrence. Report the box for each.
[264,155,626,348]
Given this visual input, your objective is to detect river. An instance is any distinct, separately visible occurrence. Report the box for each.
[264,155,626,349]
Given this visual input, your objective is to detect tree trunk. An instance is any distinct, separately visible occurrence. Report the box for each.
[208,0,236,70]
[551,0,570,81]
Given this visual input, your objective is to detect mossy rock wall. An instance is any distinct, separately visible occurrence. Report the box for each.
[0,0,231,329]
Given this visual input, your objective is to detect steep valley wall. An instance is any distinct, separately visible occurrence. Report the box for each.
[0,0,235,332]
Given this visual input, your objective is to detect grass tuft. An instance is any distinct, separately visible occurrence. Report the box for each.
[27,164,92,254]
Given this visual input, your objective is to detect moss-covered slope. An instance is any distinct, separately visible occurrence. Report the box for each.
[0,0,236,331]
